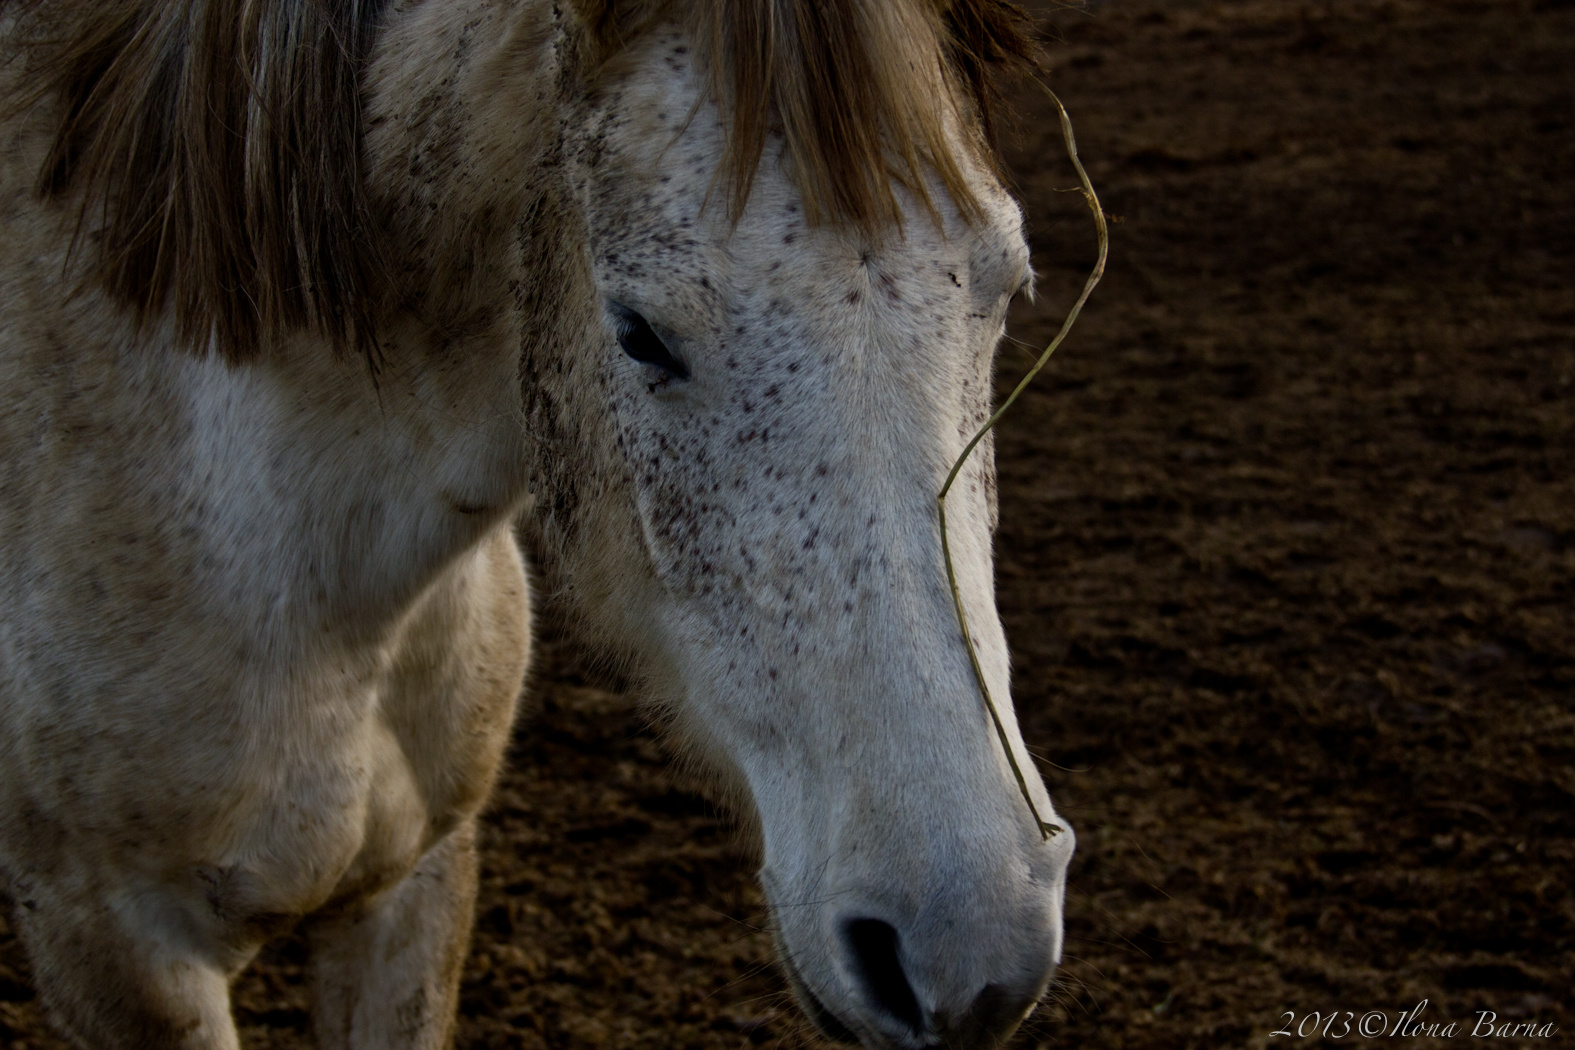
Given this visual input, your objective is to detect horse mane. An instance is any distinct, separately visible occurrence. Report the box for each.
[2,0,1036,362]
[575,0,1039,234]
[2,0,388,362]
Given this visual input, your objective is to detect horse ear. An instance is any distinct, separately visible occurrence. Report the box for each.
[29,0,387,362]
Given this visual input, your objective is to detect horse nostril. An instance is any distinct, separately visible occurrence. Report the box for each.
[844,919,926,1035]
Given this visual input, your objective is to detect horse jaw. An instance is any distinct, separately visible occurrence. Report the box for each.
[531,28,1076,1050]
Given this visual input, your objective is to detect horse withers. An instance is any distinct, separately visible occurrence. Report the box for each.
[0,1,1074,1047]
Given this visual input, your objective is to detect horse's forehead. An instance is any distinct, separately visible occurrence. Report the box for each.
[592,29,1028,275]
[590,125,1026,295]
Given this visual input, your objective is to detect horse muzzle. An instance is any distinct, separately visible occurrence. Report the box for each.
[765,824,1073,1050]
[782,934,1053,1050]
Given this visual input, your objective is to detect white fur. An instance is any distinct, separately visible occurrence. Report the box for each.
[0,4,1072,1049]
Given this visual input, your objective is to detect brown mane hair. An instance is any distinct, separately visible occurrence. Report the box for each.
[3,0,1036,361]
[3,0,387,362]
[575,0,1039,234]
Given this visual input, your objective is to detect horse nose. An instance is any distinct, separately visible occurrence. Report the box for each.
[843,918,1048,1048]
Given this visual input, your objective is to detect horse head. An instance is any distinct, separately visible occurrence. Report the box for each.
[522,5,1076,1046]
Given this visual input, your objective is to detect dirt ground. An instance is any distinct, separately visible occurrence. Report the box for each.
[3,0,1571,1047]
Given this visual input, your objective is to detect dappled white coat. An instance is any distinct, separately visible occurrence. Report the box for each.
[0,2,1073,1049]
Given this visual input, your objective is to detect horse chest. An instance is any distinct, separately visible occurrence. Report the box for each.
[188,537,529,923]
[0,525,527,932]
[218,532,529,920]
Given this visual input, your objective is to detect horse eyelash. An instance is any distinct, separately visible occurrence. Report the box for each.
[610,304,690,382]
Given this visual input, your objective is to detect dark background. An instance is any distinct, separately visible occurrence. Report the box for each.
[3,1,1570,1047]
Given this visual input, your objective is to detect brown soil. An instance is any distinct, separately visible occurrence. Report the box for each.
[3,0,1571,1047]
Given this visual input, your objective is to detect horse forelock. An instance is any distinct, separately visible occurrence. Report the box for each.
[4,0,391,363]
[573,0,1040,236]
[3,0,1038,361]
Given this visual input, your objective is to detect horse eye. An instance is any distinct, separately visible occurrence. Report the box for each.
[610,304,689,381]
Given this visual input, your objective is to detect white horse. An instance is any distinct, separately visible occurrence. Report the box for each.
[0,1,1075,1047]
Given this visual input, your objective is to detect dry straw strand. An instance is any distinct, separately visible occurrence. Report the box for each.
[937,81,1108,842]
